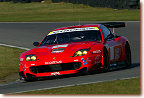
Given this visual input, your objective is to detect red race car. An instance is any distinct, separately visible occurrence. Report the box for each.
[19,22,131,81]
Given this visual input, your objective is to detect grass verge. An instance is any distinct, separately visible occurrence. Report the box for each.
[0,45,26,84]
[18,77,140,94]
[0,2,140,22]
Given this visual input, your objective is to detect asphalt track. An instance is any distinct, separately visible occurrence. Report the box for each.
[0,21,140,94]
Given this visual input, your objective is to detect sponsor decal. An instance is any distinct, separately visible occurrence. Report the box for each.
[115,47,120,60]
[81,58,84,61]
[93,50,101,54]
[95,61,99,64]
[110,46,114,60]
[81,58,85,62]
[45,61,62,65]
[20,58,24,61]
[95,55,101,60]
[86,58,91,62]
[81,58,88,65]
[51,72,60,76]
[48,27,99,36]
[110,63,117,67]
[23,64,27,68]
[93,27,99,30]
[83,60,86,62]
[110,46,120,60]
[53,57,56,60]
[74,59,79,61]
[23,64,27,71]
[31,64,35,66]
[48,31,54,35]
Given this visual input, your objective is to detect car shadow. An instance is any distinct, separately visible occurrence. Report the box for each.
[112,63,140,72]
[127,63,140,69]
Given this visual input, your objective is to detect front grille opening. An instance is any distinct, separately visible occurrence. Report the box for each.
[29,62,81,73]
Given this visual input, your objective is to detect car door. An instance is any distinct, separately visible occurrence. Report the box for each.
[100,25,122,63]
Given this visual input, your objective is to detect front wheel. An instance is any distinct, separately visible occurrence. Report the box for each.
[103,48,110,72]
[24,73,38,82]
[24,77,38,82]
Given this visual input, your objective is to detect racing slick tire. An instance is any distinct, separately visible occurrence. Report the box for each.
[125,43,132,67]
[24,73,38,82]
[24,77,38,82]
[103,48,110,72]
[24,78,33,82]
[78,67,90,75]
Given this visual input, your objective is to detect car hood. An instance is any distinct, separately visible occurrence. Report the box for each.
[24,41,99,62]
[29,41,96,53]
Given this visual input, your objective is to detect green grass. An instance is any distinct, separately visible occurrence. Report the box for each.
[19,77,140,94]
[0,46,26,84]
[0,2,140,22]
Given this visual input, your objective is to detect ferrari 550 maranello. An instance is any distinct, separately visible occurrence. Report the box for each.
[19,22,131,81]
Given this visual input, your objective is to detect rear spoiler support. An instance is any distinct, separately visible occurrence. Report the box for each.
[113,28,115,34]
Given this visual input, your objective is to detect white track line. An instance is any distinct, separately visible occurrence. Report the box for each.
[0,43,30,50]
[10,76,139,94]
[0,43,28,87]
[0,79,23,87]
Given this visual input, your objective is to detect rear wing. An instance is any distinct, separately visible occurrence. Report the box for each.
[101,22,126,28]
[100,22,126,33]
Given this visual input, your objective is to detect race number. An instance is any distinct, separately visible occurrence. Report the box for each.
[110,47,114,60]
[115,47,120,60]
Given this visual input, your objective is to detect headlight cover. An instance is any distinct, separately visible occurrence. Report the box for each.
[73,49,90,57]
[25,55,37,61]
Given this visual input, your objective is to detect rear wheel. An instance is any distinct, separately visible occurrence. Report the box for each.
[103,48,110,72]
[125,43,132,67]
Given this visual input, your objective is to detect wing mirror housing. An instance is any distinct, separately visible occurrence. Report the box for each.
[33,42,40,46]
[115,34,120,38]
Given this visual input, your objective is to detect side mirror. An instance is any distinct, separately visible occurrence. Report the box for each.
[115,34,120,38]
[105,34,114,41]
[33,42,40,46]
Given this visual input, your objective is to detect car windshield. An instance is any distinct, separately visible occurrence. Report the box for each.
[40,30,102,46]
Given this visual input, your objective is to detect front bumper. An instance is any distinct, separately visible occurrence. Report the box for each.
[19,55,102,78]
[19,67,88,80]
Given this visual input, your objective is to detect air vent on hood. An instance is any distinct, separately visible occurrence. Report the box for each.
[52,48,65,53]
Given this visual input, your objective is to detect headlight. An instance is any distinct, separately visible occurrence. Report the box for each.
[25,55,37,61]
[73,49,90,57]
